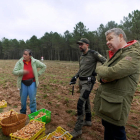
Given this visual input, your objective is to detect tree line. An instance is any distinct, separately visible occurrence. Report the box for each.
[0,10,140,61]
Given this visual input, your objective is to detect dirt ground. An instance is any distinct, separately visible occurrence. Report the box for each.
[0,60,140,140]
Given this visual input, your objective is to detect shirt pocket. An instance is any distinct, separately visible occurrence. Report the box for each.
[99,91,123,121]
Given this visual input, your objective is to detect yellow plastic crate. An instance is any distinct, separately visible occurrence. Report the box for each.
[10,120,46,140]
[0,100,7,108]
[40,126,73,140]
[35,131,45,140]
[0,109,17,128]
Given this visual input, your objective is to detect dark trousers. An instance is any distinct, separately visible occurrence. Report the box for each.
[102,120,127,140]
[74,81,94,131]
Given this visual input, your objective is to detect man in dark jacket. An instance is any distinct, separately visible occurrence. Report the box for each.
[94,28,140,140]
[70,38,106,138]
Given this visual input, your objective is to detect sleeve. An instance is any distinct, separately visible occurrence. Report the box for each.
[94,51,106,64]
[95,52,140,80]
[74,58,81,78]
[75,70,80,78]
[36,60,46,76]
[12,61,24,76]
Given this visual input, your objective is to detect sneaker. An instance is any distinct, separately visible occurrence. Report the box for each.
[83,121,92,126]
[70,129,82,138]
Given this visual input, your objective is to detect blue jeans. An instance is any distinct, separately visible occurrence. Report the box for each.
[20,82,37,114]
[102,120,127,140]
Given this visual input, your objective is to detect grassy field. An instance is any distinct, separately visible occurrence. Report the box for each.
[0,60,140,140]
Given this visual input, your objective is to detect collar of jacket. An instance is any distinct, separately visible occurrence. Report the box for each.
[106,40,140,66]
[107,40,138,60]
[82,49,90,56]
[19,56,36,64]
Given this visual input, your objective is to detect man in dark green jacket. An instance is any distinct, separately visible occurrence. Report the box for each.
[70,38,106,138]
[94,28,140,140]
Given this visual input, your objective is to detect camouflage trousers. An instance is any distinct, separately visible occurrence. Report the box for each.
[74,80,94,131]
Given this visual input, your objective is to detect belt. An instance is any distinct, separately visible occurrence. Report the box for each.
[79,77,89,80]
[79,76,96,84]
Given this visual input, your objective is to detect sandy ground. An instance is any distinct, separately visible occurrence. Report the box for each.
[0,60,140,140]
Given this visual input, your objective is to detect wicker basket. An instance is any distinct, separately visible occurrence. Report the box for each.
[0,110,27,136]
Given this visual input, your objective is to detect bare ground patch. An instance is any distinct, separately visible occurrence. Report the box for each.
[0,60,139,140]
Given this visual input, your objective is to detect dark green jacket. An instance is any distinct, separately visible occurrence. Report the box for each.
[75,49,106,78]
[94,41,140,126]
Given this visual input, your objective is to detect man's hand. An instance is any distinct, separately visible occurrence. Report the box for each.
[101,79,108,83]
[101,78,115,83]
[70,76,77,85]
[23,70,29,75]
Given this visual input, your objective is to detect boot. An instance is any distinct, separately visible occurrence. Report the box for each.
[83,120,92,126]
[70,129,82,138]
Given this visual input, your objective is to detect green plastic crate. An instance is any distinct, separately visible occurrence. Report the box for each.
[28,108,51,124]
